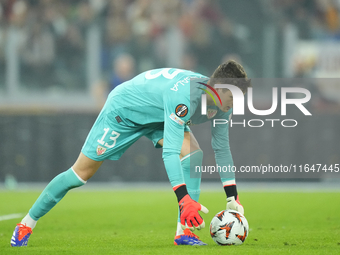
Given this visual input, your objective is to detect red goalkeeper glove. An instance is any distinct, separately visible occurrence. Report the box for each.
[178,194,209,231]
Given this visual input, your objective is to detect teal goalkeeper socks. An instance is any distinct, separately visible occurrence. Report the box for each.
[29,168,86,221]
[177,150,203,222]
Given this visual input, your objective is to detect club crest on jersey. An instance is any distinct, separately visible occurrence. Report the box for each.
[170,113,185,126]
[175,104,188,117]
[207,109,217,119]
[96,145,106,156]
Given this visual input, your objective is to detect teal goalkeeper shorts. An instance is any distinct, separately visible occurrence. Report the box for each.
[81,110,190,161]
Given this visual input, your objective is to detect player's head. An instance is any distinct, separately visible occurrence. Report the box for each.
[209,60,251,112]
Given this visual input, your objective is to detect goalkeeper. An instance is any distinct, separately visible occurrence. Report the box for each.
[11,60,250,247]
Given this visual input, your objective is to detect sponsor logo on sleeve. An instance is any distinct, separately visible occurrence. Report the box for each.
[170,113,185,126]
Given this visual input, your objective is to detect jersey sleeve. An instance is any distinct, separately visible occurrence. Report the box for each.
[162,91,191,188]
[211,111,235,183]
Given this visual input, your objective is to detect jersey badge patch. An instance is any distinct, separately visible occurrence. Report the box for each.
[170,113,185,126]
[175,104,188,117]
[207,109,217,119]
[96,145,107,156]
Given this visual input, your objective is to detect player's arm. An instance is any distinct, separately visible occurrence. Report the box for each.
[162,94,208,230]
[211,112,244,214]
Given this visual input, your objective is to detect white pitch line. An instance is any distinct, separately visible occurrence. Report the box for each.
[0,213,24,222]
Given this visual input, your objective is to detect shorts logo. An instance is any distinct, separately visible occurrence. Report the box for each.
[170,113,185,126]
[175,104,188,117]
[96,145,107,156]
[115,116,122,123]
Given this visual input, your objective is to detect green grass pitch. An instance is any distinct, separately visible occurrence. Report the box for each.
[0,189,339,254]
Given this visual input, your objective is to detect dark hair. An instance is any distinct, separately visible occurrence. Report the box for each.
[211,60,251,93]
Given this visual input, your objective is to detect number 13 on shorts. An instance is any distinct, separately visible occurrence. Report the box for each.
[97,128,121,149]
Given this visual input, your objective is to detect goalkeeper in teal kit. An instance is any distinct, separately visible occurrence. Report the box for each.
[11,60,251,247]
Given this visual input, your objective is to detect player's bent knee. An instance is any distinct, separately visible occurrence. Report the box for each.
[181,149,203,163]
[181,132,201,158]
[72,152,103,181]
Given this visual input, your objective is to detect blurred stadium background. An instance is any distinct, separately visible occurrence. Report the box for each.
[0,0,339,187]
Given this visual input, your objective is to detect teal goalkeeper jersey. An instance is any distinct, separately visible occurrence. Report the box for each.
[108,68,234,187]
